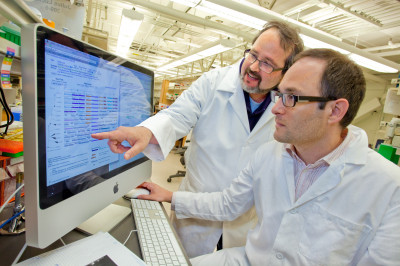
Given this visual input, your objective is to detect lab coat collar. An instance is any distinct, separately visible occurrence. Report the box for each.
[227,82,250,134]
[338,125,369,166]
[216,60,242,93]
[249,102,275,136]
[218,61,251,133]
[292,162,344,207]
[282,125,370,207]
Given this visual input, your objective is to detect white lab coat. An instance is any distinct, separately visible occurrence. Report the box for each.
[174,126,400,265]
[141,61,276,257]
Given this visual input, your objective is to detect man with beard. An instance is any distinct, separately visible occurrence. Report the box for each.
[91,21,304,257]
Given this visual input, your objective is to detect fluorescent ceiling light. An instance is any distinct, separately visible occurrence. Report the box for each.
[300,34,398,73]
[348,54,398,73]
[300,34,349,55]
[157,69,178,75]
[116,9,144,57]
[157,38,235,71]
[170,0,199,8]
[171,0,265,30]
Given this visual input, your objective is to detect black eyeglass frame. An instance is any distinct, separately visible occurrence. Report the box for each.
[271,90,337,107]
[243,49,284,74]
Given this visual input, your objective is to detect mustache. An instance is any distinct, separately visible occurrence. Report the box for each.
[245,68,261,80]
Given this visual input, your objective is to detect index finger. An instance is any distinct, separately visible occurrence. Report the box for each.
[91,132,113,140]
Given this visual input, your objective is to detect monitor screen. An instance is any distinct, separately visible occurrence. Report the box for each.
[22,24,153,248]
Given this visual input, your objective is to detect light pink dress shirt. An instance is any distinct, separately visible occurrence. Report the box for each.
[285,130,354,201]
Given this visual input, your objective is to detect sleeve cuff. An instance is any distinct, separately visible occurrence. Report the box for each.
[138,114,177,160]
[171,192,177,211]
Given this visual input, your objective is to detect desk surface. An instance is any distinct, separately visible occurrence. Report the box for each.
[0,197,151,265]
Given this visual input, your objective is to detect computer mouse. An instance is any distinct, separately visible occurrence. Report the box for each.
[124,188,150,199]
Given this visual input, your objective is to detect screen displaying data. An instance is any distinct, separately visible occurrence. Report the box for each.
[40,37,153,202]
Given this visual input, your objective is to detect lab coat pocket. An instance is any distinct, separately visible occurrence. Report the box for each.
[298,204,371,265]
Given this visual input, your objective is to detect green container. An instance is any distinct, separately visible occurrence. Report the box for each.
[378,144,400,164]
[0,24,21,46]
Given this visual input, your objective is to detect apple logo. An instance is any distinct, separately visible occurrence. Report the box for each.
[113,182,119,194]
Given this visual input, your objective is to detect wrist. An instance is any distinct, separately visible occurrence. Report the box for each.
[166,191,173,203]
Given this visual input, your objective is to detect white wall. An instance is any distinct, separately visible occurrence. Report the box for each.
[352,72,396,148]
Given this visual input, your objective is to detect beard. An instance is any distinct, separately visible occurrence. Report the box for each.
[241,79,264,94]
[240,68,269,94]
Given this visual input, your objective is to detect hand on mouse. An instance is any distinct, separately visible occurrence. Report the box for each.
[137,182,173,203]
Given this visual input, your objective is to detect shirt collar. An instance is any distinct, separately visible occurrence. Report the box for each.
[244,91,271,114]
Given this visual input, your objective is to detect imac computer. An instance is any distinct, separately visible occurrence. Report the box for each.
[21,24,153,248]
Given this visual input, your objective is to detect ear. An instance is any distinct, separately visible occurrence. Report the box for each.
[327,98,349,125]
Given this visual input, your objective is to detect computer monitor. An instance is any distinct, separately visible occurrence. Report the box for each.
[21,24,153,248]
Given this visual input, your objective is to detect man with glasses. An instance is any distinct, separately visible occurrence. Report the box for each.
[139,48,400,265]
[92,21,304,257]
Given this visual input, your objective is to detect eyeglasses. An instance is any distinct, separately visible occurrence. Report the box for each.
[243,49,284,74]
[271,90,337,107]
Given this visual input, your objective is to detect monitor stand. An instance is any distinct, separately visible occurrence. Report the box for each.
[76,203,131,235]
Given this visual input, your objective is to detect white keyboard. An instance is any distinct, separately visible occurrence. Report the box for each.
[131,199,189,266]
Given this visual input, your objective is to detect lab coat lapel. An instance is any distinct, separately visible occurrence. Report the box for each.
[249,102,275,137]
[282,152,296,204]
[294,163,343,207]
[223,75,250,134]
